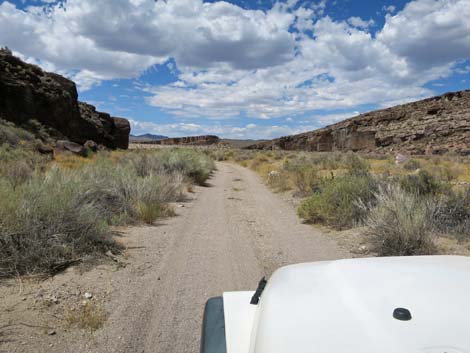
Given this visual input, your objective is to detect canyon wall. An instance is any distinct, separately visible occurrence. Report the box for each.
[0,49,130,149]
[247,90,470,155]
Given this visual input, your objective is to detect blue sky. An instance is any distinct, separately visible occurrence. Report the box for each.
[1,0,469,138]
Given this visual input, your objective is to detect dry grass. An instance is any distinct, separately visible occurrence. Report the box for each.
[366,186,437,256]
[64,301,107,333]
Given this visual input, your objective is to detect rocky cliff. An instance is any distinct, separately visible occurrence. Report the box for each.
[135,135,220,146]
[247,90,470,155]
[0,49,130,149]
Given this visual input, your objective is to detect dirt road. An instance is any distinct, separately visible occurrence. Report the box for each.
[69,162,349,353]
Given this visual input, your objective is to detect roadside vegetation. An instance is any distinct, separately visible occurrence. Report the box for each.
[209,147,470,256]
[0,121,215,277]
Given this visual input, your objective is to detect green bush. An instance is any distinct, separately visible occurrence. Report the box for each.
[402,158,421,171]
[399,169,445,195]
[366,186,436,256]
[298,174,377,229]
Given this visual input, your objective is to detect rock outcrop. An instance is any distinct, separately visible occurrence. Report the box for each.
[247,90,470,155]
[135,135,220,146]
[0,49,130,149]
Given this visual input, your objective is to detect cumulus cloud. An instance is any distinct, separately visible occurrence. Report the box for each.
[378,0,470,68]
[347,16,375,29]
[0,0,296,88]
[1,0,470,135]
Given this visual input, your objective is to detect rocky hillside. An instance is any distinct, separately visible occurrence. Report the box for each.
[247,90,470,155]
[134,135,220,146]
[0,49,130,149]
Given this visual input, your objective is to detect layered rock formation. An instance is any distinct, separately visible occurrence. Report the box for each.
[0,49,130,149]
[247,90,470,155]
[135,135,220,146]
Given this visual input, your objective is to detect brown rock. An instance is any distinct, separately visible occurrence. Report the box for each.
[84,140,98,152]
[247,90,470,155]
[56,140,88,156]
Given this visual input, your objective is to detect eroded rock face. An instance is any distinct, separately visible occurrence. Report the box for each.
[247,90,470,155]
[0,50,130,149]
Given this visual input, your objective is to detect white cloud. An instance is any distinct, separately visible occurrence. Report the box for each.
[347,16,375,29]
[378,0,470,68]
[1,0,470,136]
[382,5,396,14]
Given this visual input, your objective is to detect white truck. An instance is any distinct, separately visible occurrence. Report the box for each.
[200,256,470,353]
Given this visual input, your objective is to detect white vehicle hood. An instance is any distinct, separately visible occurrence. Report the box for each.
[225,256,470,353]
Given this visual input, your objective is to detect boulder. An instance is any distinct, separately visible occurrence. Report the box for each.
[84,140,98,152]
[56,140,88,156]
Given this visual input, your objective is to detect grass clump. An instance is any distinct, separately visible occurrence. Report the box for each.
[65,301,107,333]
[298,174,377,229]
[366,186,437,256]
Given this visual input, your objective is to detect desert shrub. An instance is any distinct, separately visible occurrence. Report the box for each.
[136,201,162,224]
[158,149,215,185]
[399,170,445,195]
[427,164,458,182]
[0,144,45,185]
[0,169,116,276]
[402,158,421,171]
[283,161,321,195]
[342,152,370,176]
[366,186,436,256]
[432,188,470,238]
[299,152,342,170]
[298,174,377,229]
[209,148,235,161]
[267,170,290,192]
[77,160,184,225]
[0,119,30,146]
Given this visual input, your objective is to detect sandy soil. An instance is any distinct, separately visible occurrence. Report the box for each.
[1,162,350,353]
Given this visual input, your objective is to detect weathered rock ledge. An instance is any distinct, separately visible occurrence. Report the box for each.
[247,90,470,155]
[0,49,130,149]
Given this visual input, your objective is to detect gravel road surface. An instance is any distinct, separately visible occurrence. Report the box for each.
[72,162,349,353]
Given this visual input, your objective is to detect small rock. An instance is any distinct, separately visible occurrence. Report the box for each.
[84,140,98,152]
[84,292,93,299]
[395,153,409,165]
[48,330,56,336]
[47,295,59,304]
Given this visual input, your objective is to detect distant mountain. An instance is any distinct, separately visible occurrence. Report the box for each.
[130,133,168,142]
